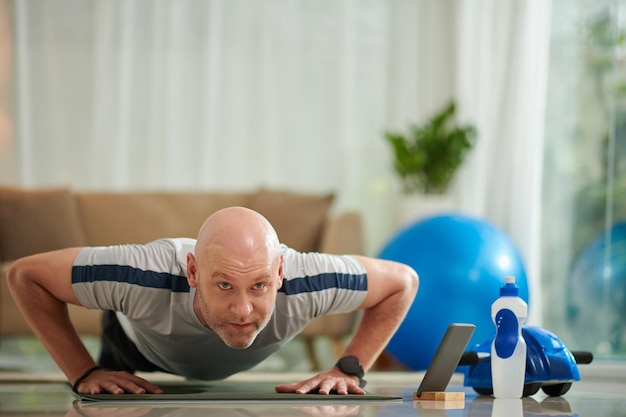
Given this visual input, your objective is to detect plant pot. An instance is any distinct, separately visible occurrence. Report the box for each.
[395,193,456,229]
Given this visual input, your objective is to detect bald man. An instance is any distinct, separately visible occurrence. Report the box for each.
[7,207,418,396]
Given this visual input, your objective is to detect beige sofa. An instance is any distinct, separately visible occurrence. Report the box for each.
[0,186,363,370]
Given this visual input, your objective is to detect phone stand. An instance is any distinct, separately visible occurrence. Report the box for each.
[414,391,465,401]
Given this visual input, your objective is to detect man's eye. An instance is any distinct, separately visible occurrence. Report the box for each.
[218,282,231,290]
[253,283,266,290]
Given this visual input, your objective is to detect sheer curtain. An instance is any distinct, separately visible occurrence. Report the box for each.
[454,0,552,325]
[8,0,422,255]
[6,0,550,323]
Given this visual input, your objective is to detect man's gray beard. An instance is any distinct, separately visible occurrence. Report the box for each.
[221,316,271,349]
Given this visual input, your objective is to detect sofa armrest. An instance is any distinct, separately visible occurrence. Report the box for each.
[318,212,363,255]
[1,261,102,336]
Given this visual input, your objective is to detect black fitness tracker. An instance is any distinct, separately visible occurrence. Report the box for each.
[335,355,367,388]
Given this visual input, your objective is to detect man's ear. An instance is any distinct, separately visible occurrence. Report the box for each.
[277,254,284,289]
[187,253,199,288]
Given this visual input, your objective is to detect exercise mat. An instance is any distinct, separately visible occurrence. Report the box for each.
[75,380,402,403]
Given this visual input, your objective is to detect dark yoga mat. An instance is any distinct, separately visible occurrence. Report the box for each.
[75,380,402,403]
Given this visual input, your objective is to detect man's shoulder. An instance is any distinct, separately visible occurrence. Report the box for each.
[151,237,196,259]
[148,237,196,250]
[280,248,366,295]
[74,238,195,276]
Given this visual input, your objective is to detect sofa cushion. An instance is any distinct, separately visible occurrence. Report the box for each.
[0,187,88,261]
[249,189,334,253]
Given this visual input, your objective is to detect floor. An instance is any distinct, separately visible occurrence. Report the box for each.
[0,337,625,416]
[0,362,625,417]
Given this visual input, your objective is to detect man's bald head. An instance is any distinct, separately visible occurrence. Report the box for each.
[194,206,281,269]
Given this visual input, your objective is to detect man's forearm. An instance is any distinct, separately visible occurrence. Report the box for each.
[7,263,98,384]
[28,302,99,385]
[340,282,416,371]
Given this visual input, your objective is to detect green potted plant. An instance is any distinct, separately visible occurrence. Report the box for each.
[384,100,477,195]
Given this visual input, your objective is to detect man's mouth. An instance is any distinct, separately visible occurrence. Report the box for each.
[228,322,255,331]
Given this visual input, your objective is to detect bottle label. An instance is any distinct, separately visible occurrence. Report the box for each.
[494,308,519,358]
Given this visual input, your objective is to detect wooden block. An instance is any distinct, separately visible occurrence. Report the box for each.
[414,391,465,401]
[414,400,466,410]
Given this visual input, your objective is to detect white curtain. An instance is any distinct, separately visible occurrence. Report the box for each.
[454,0,552,325]
[5,0,551,322]
[8,0,423,256]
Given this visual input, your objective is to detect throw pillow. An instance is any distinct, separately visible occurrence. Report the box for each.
[0,187,88,261]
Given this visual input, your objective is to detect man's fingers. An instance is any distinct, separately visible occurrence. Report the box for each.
[275,381,320,394]
[274,382,299,393]
[109,377,162,395]
[295,381,319,394]
[347,385,366,395]
[111,372,163,394]
[76,370,163,394]
[99,381,125,395]
[89,385,102,395]
[335,381,348,396]
[275,374,366,396]
[318,379,335,395]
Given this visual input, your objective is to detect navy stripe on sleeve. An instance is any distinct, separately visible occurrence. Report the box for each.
[279,273,367,295]
[72,265,191,293]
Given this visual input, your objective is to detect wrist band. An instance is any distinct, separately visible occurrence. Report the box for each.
[72,366,102,393]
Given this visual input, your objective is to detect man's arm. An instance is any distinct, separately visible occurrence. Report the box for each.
[6,248,162,394]
[275,256,418,395]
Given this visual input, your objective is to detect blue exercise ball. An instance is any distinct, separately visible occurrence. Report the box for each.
[379,213,529,370]
[567,222,626,354]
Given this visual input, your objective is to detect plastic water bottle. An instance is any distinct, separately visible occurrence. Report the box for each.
[491,276,527,398]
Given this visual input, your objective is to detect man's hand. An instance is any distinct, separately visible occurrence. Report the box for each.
[74,368,164,395]
[274,368,366,395]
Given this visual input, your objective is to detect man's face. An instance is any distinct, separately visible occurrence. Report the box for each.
[187,248,283,349]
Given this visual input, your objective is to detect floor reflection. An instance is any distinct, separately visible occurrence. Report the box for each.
[1,379,625,417]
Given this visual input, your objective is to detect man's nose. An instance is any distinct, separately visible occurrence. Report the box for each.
[230,292,253,317]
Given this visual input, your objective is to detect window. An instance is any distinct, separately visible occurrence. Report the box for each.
[542,0,626,357]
